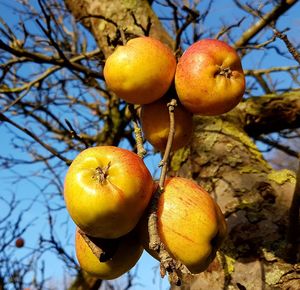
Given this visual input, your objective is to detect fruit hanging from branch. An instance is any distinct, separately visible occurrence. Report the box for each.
[65,36,235,283]
[104,36,177,104]
[175,39,245,115]
[140,96,194,152]
[64,146,154,239]
[140,177,227,274]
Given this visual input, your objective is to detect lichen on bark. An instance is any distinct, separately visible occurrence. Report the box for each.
[63,1,300,288]
[169,110,298,289]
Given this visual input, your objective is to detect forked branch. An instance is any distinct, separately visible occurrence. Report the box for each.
[234,0,298,48]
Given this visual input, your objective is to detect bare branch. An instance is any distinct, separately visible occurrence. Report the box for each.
[147,98,190,285]
[234,0,298,48]
[272,27,300,64]
[0,112,72,165]
[257,135,299,158]
[0,40,104,79]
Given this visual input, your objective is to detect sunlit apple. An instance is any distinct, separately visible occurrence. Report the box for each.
[104,36,176,104]
[175,39,245,115]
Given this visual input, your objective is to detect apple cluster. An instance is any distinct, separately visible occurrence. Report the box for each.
[64,147,227,280]
[104,36,245,152]
[63,36,244,281]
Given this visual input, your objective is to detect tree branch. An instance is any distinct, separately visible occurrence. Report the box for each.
[273,27,300,64]
[147,99,190,286]
[234,0,298,48]
[0,112,71,165]
[64,0,174,56]
[257,135,299,158]
[239,92,300,138]
[0,40,103,79]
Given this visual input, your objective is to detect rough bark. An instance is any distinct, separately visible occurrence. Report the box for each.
[64,0,174,56]
[169,110,299,289]
[63,1,300,289]
[63,1,173,288]
[240,92,300,138]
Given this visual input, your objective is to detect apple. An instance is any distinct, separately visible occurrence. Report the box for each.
[64,146,154,239]
[15,237,25,248]
[75,228,143,280]
[140,177,227,274]
[140,97,194,151]
[175,39,245,115]
[103,36,177,104]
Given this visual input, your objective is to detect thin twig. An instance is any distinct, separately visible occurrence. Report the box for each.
[257,136,299,158]
[0,48,102,112]
[174,6,200,51]
[147,99,190,285]
[215,17,246,40]
[65,119,90,149]
[78,229,118,262]
[128,105,146,158]
[244,66,299,76]
[0,40,103,79]
[234,0,298,48]
[273,27,300,64]
[130,12,152,36]
[0,112,71,165]
[36,0,70,64]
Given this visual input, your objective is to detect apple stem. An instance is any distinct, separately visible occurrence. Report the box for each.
[93,162,111,184]
[147,98,191,285]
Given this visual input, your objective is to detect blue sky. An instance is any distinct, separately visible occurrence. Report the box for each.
[1,1,300,289]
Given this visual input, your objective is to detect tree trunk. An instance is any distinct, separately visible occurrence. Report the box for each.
[64,1,174,288]
[64,1,300,289]
[64,0,174,57]
[170,108,299,289]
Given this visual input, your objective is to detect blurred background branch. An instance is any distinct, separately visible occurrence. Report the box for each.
[0,0,299,289]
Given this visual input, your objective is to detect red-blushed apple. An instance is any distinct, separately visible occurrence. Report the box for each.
[104,36,177,104]
[75,228,143,280]
[64,146,154,239]
[140,97,194,152]
[175,39,245,115]
[139,177,227,274]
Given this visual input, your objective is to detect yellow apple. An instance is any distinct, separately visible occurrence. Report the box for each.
[75,228,143,280]
[140,177,227,274]
[64,146,154,239]
[140,97,194,151]
[175,39,245,115]
[104,36,177,104]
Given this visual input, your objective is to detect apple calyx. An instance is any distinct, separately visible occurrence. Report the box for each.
[216,65,232,78]
[93,162,111,184]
